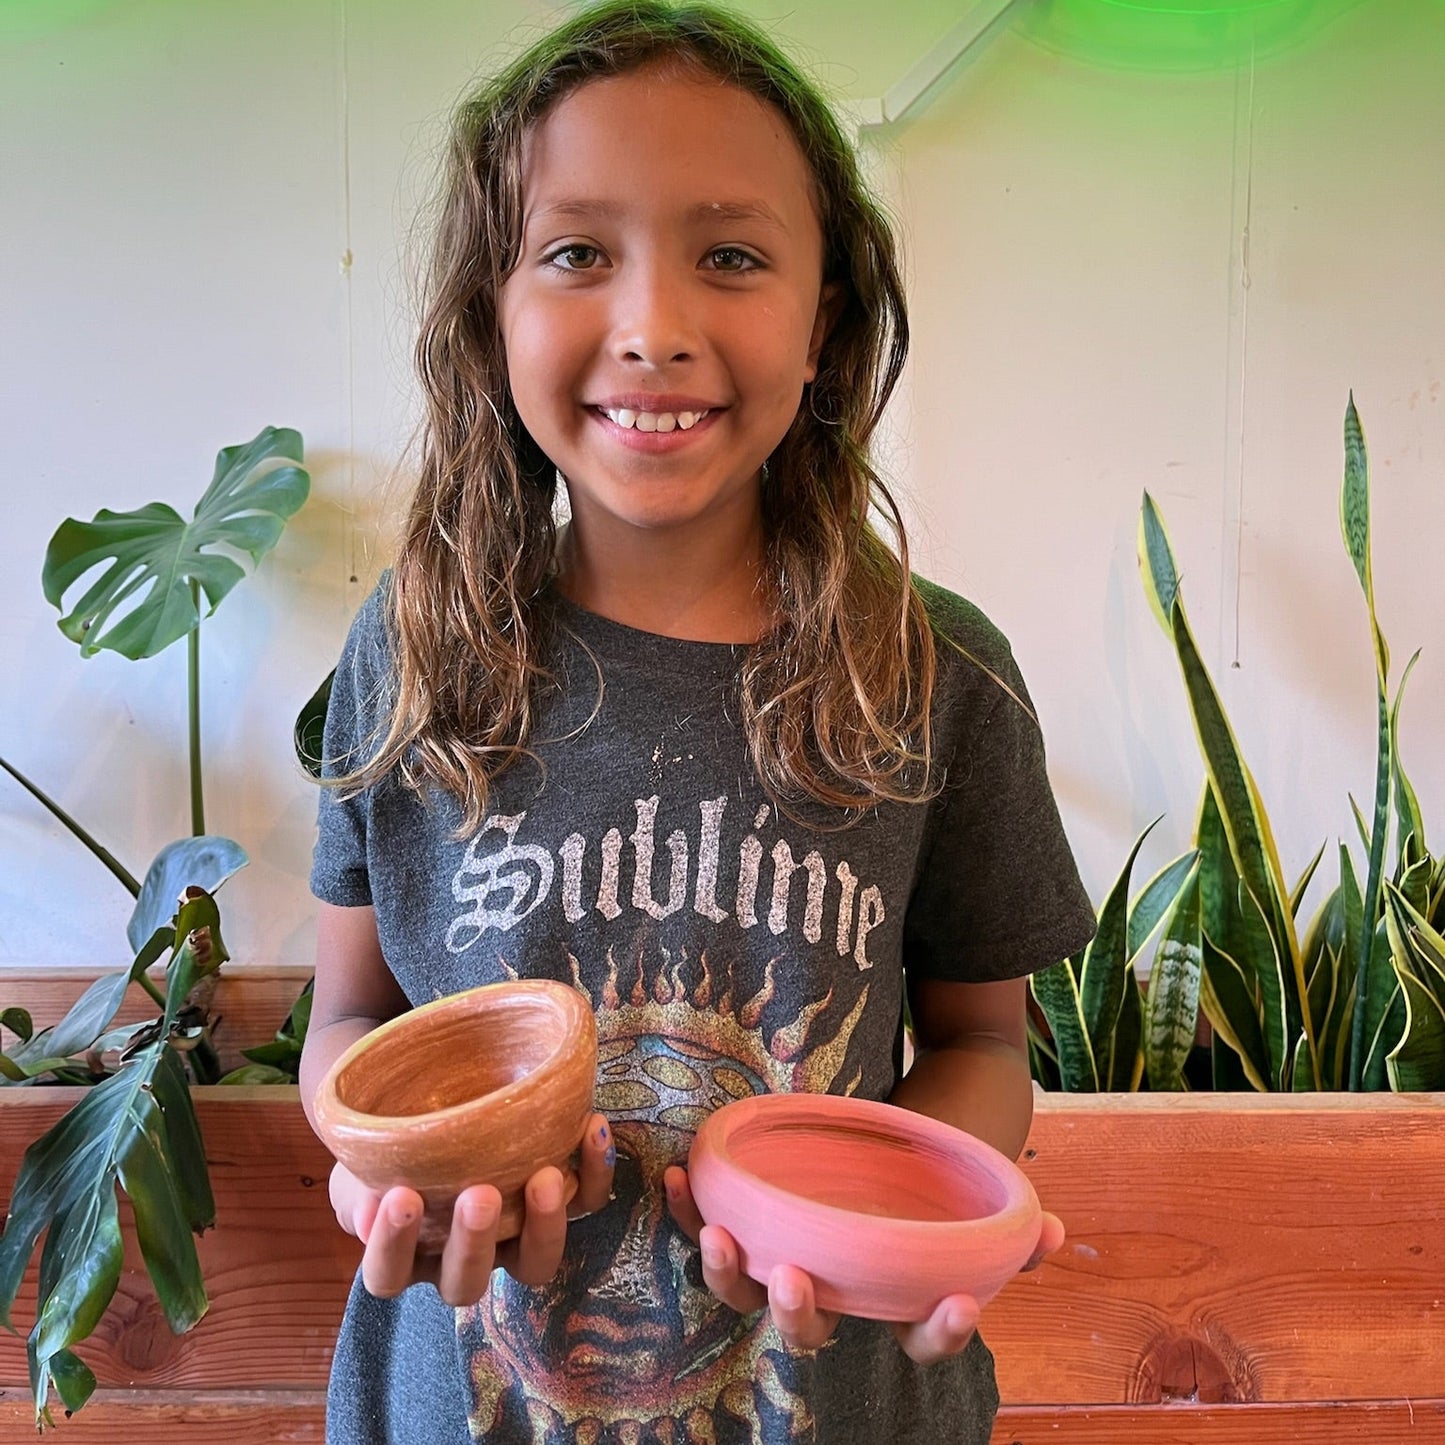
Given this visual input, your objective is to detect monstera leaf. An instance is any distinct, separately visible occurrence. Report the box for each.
[42,427,310,660]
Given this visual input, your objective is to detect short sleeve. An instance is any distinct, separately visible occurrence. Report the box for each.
[903,649,1096,983]
[308,585,393,907]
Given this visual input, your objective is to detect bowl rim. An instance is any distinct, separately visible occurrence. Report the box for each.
[692,1091,1040,1239]
[317,977,591,1131]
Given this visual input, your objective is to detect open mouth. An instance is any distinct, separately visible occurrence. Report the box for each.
[589,406,722,445]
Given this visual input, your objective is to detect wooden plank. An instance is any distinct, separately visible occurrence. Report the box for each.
[0,964,313,1072]
[0,1090,359,1392]
[0,1388,325,1441]
[990,1399,1445,1443]
[988,1093,1445,1406]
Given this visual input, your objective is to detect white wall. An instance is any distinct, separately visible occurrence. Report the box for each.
[2,0,1441,976]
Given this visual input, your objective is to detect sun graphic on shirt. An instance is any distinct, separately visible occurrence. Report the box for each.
[460,939,870,1445]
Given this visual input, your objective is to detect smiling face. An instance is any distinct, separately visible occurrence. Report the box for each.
[497,64,835,565]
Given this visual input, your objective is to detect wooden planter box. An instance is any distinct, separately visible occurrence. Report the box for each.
[0,965,357,1441]
[3,968,1442,1440]
[987,1092,1445,1443]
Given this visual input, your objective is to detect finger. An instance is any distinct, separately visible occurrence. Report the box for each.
[698,1223,768,1315]
[893,1293,979,1366]
[1023,1210,1066,1272]
[571,1114,615,1218]
[329,1163,380,1243]
[507,1166,569,1286]
[435,1186,501,1306]
[663,1164,706,1243]
[767,1265,839,1352]
[361,1187,425,1299]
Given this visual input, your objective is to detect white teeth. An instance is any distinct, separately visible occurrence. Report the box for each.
[601,406,709,432]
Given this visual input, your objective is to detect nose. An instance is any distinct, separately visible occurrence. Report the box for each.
[608,260,699,368]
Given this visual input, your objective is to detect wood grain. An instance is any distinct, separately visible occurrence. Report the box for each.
[989,1093,1445,1405]
[0,964,313,1074]
[3,969,1443,1437]
[0,1388,325,1441]
[0,1089,359,1392]
[990,1399,1445,1443]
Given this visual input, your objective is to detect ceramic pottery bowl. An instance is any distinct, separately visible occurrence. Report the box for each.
[687,1092,1042,1321]
[313,979,597,1249]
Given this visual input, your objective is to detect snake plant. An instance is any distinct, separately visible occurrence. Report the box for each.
[1137,396,1445,1091]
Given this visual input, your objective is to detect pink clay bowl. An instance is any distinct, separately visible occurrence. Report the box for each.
[312,979,597,1250]
[687,1092,1042,1322]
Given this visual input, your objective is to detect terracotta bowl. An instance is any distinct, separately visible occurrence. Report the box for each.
[312,979,597,1249]
[687,1092,1042,1322]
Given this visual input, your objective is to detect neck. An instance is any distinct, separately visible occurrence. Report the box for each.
[555,518,772,644]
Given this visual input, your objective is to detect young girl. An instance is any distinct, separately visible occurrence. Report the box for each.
[300,3,1096,1442]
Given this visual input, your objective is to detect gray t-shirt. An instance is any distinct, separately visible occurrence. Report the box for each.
[310,578,1095,1445]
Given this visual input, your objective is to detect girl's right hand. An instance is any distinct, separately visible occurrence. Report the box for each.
[329,1112,615,1305]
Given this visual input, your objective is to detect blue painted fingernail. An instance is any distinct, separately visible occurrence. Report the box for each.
[595,1122,609,1145]
[604,1145,616,1168]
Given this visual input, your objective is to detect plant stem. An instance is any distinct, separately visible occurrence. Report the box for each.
[0,756,142,897]
[1348,688,1392,1090]
[137,971,167,1008]
[189,579,204,836]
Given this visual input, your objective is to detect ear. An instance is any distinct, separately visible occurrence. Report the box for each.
[803,281,845,382]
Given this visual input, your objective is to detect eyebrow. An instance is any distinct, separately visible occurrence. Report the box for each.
[528,198,789,231]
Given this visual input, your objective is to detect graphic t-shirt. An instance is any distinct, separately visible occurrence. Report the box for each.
[310,578,1096,1445]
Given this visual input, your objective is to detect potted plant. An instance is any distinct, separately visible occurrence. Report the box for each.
[987,396,1445,1442]
[0,429,355,1435]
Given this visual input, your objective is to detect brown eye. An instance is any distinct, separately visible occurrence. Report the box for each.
[546,244,600,270]
[708,247,759,273]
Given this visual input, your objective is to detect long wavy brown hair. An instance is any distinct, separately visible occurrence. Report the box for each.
[339,0,945,833]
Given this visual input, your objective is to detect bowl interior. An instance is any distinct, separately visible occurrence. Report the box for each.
[727,1113,1009,1223]
[333,998,561,1118]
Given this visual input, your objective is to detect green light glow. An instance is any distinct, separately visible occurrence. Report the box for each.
[0,0,119,45]
[1017,0,1367,72]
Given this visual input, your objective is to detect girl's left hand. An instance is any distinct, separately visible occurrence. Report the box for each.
[663,1166,1064,1364]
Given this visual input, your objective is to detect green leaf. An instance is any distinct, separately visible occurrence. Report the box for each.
[1109,969,1145,1090]
[0,1070,133,1329]
[1386,970,1445,1091]
[1238,878,1297,1088]
[1137,491,1181,634]
[1170,601,1302,1021]
[1289,1033,1316,1092]
[1030,957,1098,1091]
[1080,817,1162,1065]
[1340,394,1388,686]
[1389,651,1426,868]
[4,938,167,1075]
[1211,1031,1254,1089]
[295,670,335,779]
[1289,840,1328,919]
[1198,933,1269,1091]
[1145,864,1203,1090]
[46,1347,97,1416]
[127,836,248,954]
[150,1048,214,1232]
[219,1063,294,1085]
[115,1080,209,1333]
[1126,849,1199,961]
[2,1008,34,1044]
[32,1184,123,1380]
[42,427,309,660]
[1301,881,1344,1051]
[0,1039,211,1405]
